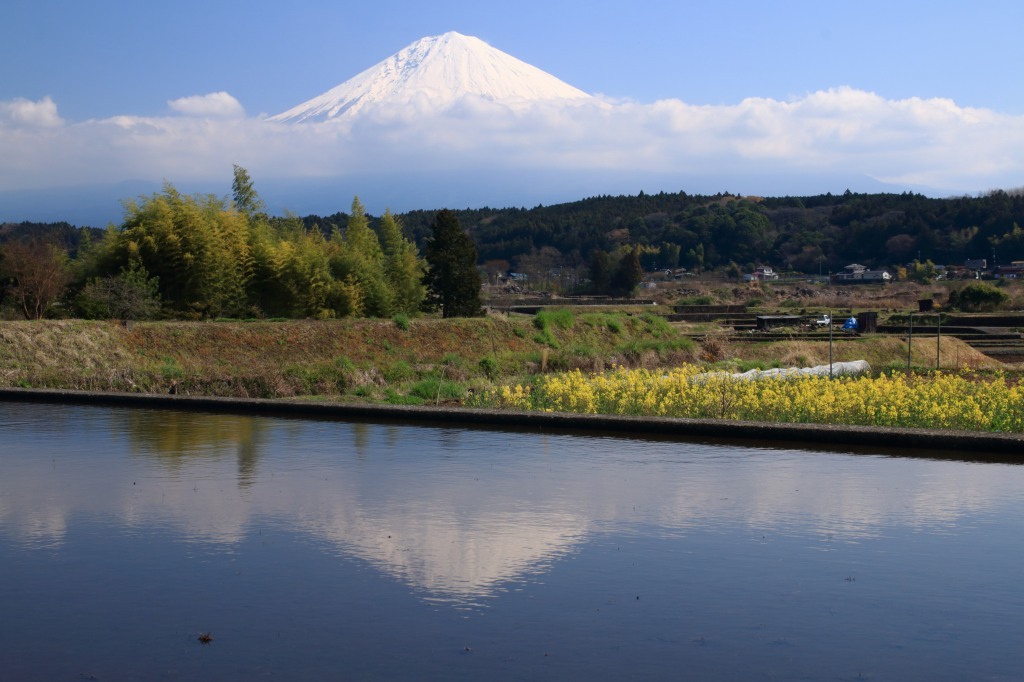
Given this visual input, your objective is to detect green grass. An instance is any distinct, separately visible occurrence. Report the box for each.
[382,360,416,383]
[383,389,425,405]
[640,311,673,337]
[580,312,623,333]
[409,378,465,403]
[533,328,560,349]
[534,308,575,331]
[160,357,185,381]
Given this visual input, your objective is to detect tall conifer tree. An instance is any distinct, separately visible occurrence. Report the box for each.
[424,210,483,318]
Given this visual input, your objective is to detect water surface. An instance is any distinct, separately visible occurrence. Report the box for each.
[1,403,1022,680]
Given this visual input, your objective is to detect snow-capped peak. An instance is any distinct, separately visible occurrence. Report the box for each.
[269,31,592,123]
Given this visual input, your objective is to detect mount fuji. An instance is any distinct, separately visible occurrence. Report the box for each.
[269,31,592,123]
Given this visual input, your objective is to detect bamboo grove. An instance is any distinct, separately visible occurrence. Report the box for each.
[2,167,439,320]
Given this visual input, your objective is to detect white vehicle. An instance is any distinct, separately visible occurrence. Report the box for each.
[814,314,831,327]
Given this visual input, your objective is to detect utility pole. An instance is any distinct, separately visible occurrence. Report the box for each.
[829,309,834,379]
[907,313,914,372]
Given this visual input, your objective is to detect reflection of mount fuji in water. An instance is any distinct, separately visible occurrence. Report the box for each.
[304,505,587,600]
[2,409,1016,602]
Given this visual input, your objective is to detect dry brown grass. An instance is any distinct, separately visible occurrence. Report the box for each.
[0,314,1010,401]
[0,314,688,399]
[730,336,1001,372]
[0,320,138,389]
[653,279,1024,314]
[699,334,730,362]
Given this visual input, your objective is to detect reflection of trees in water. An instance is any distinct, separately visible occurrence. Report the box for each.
[437,428,462,454]
[236,429,261,488]
[121,410,268,486]
[353,422,370,461]
[383,425,400,450]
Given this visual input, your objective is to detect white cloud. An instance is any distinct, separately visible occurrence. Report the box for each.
[3,88,1024,216]
[0,96,63,127]
[167,91,245,118]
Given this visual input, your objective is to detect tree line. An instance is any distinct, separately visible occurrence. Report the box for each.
[395,188,1024,281]
[6,180,1024,317]
[308,188,1024,296]
[0,167,483,320]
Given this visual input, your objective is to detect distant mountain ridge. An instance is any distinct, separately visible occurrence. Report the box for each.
[269,31,591,123]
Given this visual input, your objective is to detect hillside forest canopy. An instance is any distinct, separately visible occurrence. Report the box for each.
[3,169,1024,320]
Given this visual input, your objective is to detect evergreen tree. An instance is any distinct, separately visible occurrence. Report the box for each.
[76,261,162,321]
[424,209,483,318]
[610,245,643,296]
[587,249,613,294]
[588,246,642,296]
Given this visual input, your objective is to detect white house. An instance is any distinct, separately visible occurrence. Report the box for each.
[743,266,779,282]
[833,263,892,284]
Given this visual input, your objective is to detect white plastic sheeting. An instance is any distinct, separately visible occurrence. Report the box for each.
[696,360,871,383]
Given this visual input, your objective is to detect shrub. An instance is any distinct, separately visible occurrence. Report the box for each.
[948,283,1009,312]
[478,356,499,379]
[700,335,728,362]
[76,262,162,321]
[393,312,411,330]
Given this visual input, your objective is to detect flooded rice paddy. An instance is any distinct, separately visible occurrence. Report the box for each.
[1,402,1022,680]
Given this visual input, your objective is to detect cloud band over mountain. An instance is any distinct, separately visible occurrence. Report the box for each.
[2,32,1023,222]
[3,90,1021,183]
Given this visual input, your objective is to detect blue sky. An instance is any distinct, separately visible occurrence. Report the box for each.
[4,0,1024,223]
[7,0,1022,118]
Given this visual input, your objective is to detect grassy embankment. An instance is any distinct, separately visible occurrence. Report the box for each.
[0,309,1002,406]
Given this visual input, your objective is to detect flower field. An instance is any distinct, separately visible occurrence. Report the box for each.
[471,365,1024,432]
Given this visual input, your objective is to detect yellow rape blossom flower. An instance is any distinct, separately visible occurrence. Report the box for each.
[473,364,1023,433]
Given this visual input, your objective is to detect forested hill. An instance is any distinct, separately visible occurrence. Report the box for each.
[10,189,1024,273]
[309,189,1024,273]
[0,221,103,256]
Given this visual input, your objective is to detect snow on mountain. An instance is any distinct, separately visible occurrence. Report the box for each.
[269,31,591,123]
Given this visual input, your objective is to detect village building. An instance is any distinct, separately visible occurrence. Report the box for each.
[995,264,1024,279]
[743,266,779,282]
[833,263,893,284]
